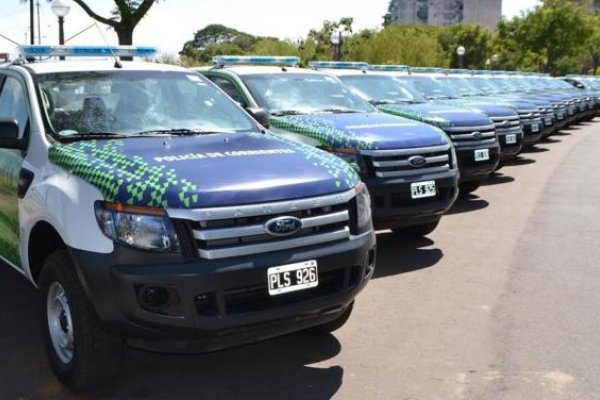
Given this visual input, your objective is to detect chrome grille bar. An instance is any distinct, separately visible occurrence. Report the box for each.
[193,210,350,241]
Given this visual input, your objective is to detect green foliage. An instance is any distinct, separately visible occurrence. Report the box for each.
[495,0,600,75]
[439,24,494,69]
[343,25,448,67]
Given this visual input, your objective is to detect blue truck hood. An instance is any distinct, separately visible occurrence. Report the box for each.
[432,99,518,118]
[49,133,359,209]
[270,112,448,150]
[472,96,542,112]
[376,103,493,129]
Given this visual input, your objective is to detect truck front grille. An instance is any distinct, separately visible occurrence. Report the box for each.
[167,189,356,260]
[444,124,497,148]
[361,144,453,179]
[491,116,522,137]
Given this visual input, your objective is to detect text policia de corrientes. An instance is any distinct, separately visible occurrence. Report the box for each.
[154,148,296,163]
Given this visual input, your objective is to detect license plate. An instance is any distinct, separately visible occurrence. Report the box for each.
[531,123,540,133]
[558,112,565,120]
[268,260,318,296]
[505,134,517,145]
[545,118,553,126]
[411,181,436,199]
[474,149,490,162]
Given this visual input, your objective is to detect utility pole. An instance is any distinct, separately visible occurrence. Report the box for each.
[30,0,35,45]
[36,1,41,44]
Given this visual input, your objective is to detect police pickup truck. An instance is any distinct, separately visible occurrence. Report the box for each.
[199,57,459,238]
[0,46,375,390]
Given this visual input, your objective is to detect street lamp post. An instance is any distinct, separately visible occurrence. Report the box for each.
[491,53,500,69]
[330,31,342,61]
[51,0,71,60]
[456,46,466,69]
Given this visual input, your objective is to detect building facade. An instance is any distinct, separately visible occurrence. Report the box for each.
[385,0,502,30]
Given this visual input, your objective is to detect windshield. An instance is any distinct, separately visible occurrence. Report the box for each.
[242,73,375,115]
[37,70,258,138]
[339,75,427,104]
[394,76,457,100]
[437,77,485,97]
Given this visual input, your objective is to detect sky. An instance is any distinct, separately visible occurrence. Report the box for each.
[0,0,542,57]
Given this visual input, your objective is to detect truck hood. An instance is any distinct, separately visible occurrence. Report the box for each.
[48,133,359,209]
[270,112,448,151]
[432,99,518,118]
[376,103,493,129]
[472,96,543,112]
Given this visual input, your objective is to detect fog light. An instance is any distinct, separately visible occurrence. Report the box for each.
[139,286,170,309]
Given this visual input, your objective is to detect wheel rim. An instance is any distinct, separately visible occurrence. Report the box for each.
[47,281,74,364]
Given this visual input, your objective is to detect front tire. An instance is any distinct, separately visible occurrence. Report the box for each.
[459,181,481,195]
[39,251,123,391]
[391,220,440,238]
[309,302,354,333]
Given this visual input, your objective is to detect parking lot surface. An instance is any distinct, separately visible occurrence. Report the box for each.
[1,122,599,400]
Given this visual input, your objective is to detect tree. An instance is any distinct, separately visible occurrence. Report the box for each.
[495,0,597,74]
[343,25,448,67]
[18,0,157,46]
[438,24,494,69]
[71,1,158,45]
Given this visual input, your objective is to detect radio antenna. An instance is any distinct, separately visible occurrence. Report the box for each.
[93,22,122,69]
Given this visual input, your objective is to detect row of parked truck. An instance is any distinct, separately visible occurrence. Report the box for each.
[0,46,597,390]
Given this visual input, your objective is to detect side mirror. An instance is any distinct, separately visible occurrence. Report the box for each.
[0,119,26,150]
[246,107,271,130]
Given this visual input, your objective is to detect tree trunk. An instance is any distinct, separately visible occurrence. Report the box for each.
[116,25,134,61]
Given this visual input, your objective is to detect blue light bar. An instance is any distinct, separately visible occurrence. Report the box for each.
[368,64,410,72]
[444,69,471,75]
[309,61,368,70]
[213,56,300,67]
[410,67,444,74]
[19,45,158,58]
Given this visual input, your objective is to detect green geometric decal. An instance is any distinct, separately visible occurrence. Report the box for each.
[49,140,200,208]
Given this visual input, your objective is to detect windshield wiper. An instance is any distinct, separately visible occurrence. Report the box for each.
[314,108,360,114]
[132,128,229,136]
[58,132,128,141]
[270,110,304,116]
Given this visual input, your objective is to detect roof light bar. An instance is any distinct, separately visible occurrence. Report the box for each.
[309,61,368,70]
[213,56,300,67]
[368,65,410,72]
[19,45,158,58]
[410,67,444,74]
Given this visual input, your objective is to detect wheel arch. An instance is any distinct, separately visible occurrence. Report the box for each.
[28,220,67,285]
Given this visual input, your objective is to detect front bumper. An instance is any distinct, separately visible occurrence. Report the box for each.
[497,131,524,160]
[366,169,459,230]
[70,232,376,352]
[455,144,501,183]
[521,118,543,146]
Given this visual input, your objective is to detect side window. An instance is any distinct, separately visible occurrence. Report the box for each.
[208,76,245,105]
[0,76,29,137]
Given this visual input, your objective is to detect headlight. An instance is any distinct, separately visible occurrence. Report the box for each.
[95,202,181,252]
[326,147,364,173]
[355,182,372,233]
[450,145,458,170]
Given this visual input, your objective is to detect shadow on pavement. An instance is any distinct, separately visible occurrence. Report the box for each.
[553,130,572,136]
[504,156,536,167]
[481,172,515,186]
[541,137,562,144]
[522,145,550,153]
[0,265,344,400]
[372,233,443,279]
[446,194,489,215]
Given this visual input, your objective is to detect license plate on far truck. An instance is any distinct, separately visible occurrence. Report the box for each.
[474,149,490,162]
[411,181,436,199]
[268,260,318,296]
[505,134,517,145]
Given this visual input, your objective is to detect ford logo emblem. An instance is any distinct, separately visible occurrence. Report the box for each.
[264,216,303,237]
[472,131,483,139]
[408,155,427,168]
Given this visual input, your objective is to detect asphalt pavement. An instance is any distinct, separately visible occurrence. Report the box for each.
[1,122,599,399]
